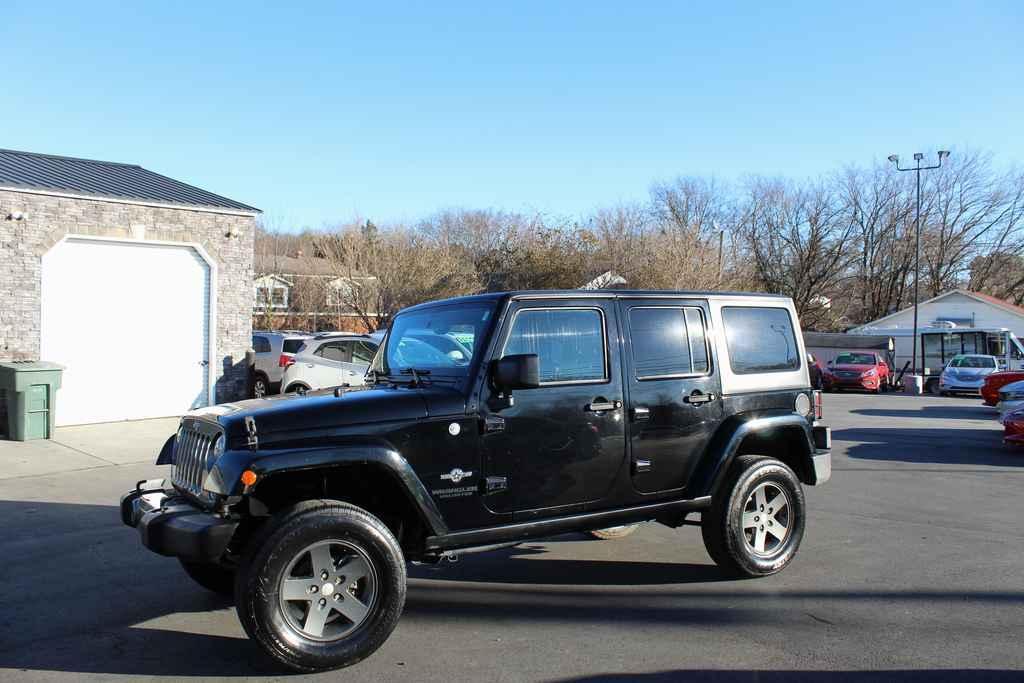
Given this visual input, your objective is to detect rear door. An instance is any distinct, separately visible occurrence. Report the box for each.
[311,341,350,388]
[617,299,723,494]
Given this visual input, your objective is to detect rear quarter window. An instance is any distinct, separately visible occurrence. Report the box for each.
[722,306,800,375]
[282,339,305,353]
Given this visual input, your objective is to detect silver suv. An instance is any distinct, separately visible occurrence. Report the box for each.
[251,331,312,396]
[281,333,381,393]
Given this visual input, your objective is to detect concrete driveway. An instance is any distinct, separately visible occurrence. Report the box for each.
[0,396,1021,682]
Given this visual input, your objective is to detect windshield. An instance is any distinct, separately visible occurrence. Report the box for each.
[950,355,996,369]
[834,353,875,365]
[377,303,495,379]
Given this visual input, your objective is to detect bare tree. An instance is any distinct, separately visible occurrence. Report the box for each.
[314,222,480,331]
[921,152,1024,297]
[736,179,855,329]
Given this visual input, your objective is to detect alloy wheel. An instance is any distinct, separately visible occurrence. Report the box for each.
[741,482,791,556]
[278,540,378,641]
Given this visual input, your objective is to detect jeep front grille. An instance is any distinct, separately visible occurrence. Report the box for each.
[172,424,217,497]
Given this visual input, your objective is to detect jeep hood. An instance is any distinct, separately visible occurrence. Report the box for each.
[197,384,466,445]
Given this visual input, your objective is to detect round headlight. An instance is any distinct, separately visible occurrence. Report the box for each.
[208,434,225,470]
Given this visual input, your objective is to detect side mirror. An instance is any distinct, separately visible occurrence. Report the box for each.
[826,360,834,367]
[492,354,540,391]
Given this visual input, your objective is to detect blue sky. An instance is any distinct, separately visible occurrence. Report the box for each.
[3,1,1021,230]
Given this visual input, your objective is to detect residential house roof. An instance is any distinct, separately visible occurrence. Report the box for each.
[0,148,259,213]
[255,253,375,280]
[849,289,1024,331]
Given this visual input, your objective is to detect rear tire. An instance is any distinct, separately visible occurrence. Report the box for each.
[179,559,235,596]
[587,524,639,540]
[702,455,805,578]
[234,500,406,672]
[253,374,270,398]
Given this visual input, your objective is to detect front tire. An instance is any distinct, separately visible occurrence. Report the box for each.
[701,456,806,578]
[235,500,406,672]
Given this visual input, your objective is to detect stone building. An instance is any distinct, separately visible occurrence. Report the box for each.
[0,148,259,427]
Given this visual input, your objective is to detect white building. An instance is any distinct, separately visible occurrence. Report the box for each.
[849,290,1024,338]
[850,290,1024,380]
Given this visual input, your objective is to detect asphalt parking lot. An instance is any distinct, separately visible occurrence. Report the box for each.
[1,393,1022,682]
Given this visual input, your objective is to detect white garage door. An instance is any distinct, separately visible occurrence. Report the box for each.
[41,238,212,426]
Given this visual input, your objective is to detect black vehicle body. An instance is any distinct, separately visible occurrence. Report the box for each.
[122,289,831,568]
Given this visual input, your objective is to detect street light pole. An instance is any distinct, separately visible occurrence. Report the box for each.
[887,150,949,383]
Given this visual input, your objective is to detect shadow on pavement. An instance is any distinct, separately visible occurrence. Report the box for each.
[556,671,1023,682]
[851,405,997,420]
[2,499,1023,678]
[835,427,1019,466]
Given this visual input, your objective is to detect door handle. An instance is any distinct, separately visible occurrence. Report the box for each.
[306,363,314,368]
[684,391,717,405]
[630,406,650,422]
[586,399,621,412]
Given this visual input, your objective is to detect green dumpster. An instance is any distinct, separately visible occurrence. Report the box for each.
[0,361,64,441]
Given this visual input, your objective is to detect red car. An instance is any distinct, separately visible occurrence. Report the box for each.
[981,371,1024,407]
[1002,407,1024,448]
[823,352,891,393]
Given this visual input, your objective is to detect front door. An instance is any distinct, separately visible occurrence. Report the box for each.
[617,299,723,494]
[481,299,626,515]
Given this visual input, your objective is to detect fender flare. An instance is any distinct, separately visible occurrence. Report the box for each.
[208,443,448,535]
[692,413,818,497]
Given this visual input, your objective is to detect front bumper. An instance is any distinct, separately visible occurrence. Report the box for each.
[827,376,880,391]
[940,377,985,394]
[120,479,238,563]
[997,400,1024,419]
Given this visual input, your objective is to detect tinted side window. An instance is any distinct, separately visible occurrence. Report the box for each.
[252,335,271,353]
[628,307,709,378]
[316,342,352,363]
[282,339,305,354]
[504,308,606,383]
[722,306,799,374]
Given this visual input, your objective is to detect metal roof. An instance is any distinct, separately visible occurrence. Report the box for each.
[0,148,259,213]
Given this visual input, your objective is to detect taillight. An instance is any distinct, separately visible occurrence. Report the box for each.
[812,390,823,420]
[278,354,294,368]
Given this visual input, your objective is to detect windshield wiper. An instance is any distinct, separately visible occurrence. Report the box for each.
[400,368,431,387]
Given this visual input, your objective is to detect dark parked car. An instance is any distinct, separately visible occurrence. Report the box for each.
[122,290,831,672]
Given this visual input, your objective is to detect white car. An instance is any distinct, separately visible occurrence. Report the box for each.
[281,334,380,393]
[996,379,1024,418]
[938,354,999,396]
[251,331,312,397]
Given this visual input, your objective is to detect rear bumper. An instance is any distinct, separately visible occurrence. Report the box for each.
[810,423,831,485]
[120,479,238,563]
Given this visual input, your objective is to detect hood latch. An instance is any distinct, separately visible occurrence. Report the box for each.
[244,416,259,450]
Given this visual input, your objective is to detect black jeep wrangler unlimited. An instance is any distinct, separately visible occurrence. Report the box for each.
[122,290,830,672]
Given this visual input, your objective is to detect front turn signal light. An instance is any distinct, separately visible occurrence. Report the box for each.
[240,470,258,487]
